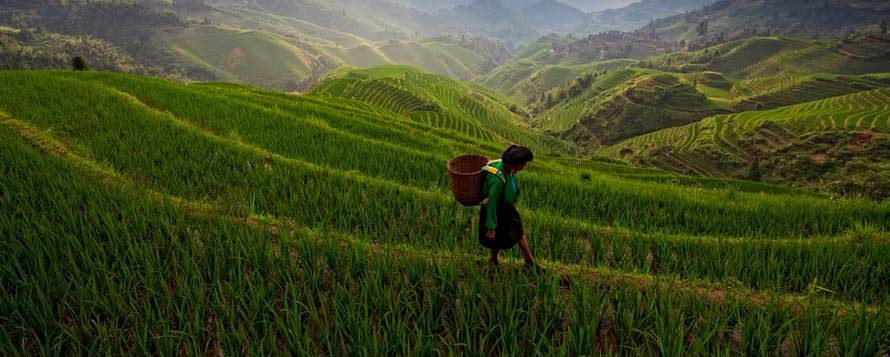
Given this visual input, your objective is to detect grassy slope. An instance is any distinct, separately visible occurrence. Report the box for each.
[151,25,502,90]
[3,70,890,353]
[152,25,316,90]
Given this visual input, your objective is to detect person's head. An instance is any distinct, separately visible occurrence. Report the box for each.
[501,145,533,172]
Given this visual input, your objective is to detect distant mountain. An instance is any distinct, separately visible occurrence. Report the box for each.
[389,0,595,42]
[388,0,470,13]
[441,0,540,43]
[560,0,638,13]
[520,0,592,33]
[643,0,890,42]
[577,0,718,34]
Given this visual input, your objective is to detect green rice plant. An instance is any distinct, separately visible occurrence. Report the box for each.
[3,70,890,354]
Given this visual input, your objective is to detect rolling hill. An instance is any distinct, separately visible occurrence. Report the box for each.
[3,69,890,353]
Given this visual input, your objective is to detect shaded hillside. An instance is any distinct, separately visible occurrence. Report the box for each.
[0,0,198,77]
[643,0,890,42]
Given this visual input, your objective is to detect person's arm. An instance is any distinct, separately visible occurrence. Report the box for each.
[485,177,503,230]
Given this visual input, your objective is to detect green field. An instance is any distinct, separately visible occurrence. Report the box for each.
[2,70,890,353]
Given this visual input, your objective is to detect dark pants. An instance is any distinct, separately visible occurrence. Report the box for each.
[478,202,524,250]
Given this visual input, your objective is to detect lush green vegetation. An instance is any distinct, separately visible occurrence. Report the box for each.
[2,70,890,353]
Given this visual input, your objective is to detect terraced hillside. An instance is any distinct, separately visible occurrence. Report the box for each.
[649,37,890,79]
[604,89,890,196]
[479,31,696,104]
[309,66,574,153]
[480,59,637,103]
[536,69,728,142]
[731,73,890,111]
[4,70,890,353]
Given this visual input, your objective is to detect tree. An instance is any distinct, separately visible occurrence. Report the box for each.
[697,18,709,36]
[747,158,762,182]
[71,56,88,71]
[882,19,889,34]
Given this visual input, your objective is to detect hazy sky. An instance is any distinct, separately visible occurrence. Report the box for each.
[550,0,640,12]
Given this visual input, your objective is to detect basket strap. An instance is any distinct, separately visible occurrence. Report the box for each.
[481,166,506,183]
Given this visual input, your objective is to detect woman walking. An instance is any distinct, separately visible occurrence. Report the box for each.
[479,145,542,271]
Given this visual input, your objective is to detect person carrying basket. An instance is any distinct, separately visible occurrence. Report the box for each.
[477,145,541,271]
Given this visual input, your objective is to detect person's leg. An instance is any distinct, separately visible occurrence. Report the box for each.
[518,235,535,266]
[489,249,500,266]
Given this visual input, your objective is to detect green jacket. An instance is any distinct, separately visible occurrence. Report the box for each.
[481,161,519,229]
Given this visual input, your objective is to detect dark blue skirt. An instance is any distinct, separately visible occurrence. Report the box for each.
[478,202,524,250]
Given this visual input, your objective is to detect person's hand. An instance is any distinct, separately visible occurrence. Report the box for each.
[486,229,496,240]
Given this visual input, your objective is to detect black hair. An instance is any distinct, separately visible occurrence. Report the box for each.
[501,145,534,166]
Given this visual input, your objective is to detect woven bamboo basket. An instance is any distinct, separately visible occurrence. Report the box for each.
[447,155,490,206]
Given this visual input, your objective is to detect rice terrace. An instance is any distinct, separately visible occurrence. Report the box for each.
[2,0,890,355]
